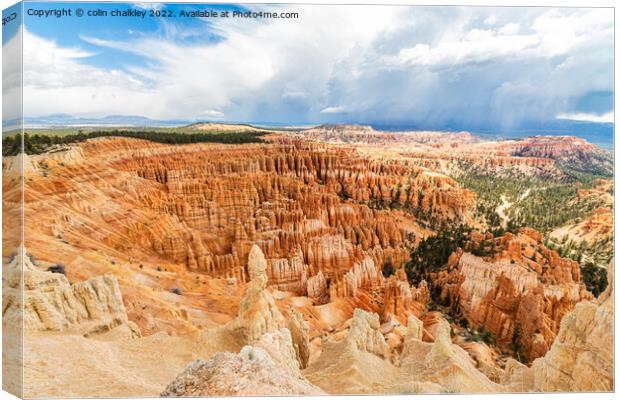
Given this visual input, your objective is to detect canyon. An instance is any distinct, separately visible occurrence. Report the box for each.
[434,228,592,361]
[2,124,614,396]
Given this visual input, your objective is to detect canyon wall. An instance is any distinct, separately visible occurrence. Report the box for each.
[435,229,592,361]
[23,137,472,319]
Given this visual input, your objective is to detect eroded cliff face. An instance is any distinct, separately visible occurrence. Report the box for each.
[20,136,470,335]
[508,136,599,160]
[9,127,613,396]
[161,245,323,396]
[14,233,613,397]
[106,139,473,282]
[435,229,592,361]
[160,343,325,397]
[303,307,503,394]
[530,258,614,392]
[3,252,140,339]
[500,259,614,393]
[301,124,474,145]
[300,126,609,179]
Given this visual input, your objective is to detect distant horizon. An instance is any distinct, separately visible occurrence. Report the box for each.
[9,112,614,149]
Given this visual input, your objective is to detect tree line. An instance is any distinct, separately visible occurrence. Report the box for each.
[2,129,267,156]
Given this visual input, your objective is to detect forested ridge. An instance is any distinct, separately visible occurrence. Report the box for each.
[2,129,267,156]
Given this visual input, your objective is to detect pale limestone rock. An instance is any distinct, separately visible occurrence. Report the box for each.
[399,315,501,393]
[161,338,324,397]
[530,260,613,392]
[254,328,302,373]
[3,254,139,339]
[287,308,310,369]
[247,244,268,287]
[348,308,388,358]
[501,358,535,391]
[406,315,424,341]
[306,309,502,395]
[161,349,323,397]
[302,308,400,394]
[229,245,285,343]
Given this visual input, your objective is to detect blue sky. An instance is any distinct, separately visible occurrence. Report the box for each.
[3,3,614,136]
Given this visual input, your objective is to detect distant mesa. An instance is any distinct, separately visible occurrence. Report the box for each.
[187,122,268,132]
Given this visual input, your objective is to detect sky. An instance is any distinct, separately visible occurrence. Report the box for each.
[2,2,615,139]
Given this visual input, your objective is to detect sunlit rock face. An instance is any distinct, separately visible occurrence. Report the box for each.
[530,259,614,392]
[9,127,613,397]
[106,138,473,285]
[435,229,593,361]
[3,253,140,339]
[20,136,471,334]
[160,334,325,397]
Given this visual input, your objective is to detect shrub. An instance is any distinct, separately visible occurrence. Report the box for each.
[381,262,395,278]
[47,264,66,275]
[479,326,495,346]
[581,262,608,297]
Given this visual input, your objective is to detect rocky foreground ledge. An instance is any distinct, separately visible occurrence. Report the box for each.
[160,246,614,395]
[5,245,613,396]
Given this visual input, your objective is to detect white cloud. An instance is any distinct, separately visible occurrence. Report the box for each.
[20,6,614,129]
[396,28,538,66]
[499,23,520,35]
[200,109,224,119]
[133,2,164,11]
[395,9,611,68]
[320,106,349,114]
[556,112,613,123]
[484,15,497,25]
[24,5,403,121]
[23,28,153,118]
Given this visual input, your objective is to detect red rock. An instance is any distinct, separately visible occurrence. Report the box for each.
[434,230,592,362]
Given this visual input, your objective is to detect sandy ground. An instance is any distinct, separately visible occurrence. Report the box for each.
[23,330,239,398]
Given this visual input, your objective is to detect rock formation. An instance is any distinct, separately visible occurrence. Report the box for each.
[348,309,389,358]
[304,309,502,394]
[509,136,599,160]
[382,269,428,323]
[21,136,474,308]
[303,308,399,393]
[17,135,474,337]
[3,253,140,339]
[160,344,324,397]
[223,245,311,372]
[529,259,614,392]
[228,245,286,343]
[435,229,592,361]
[287,308,310,369]
[302,124,473,145]
[399,315,501,393]
[6,125,612,396]
[162,250,320,397]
